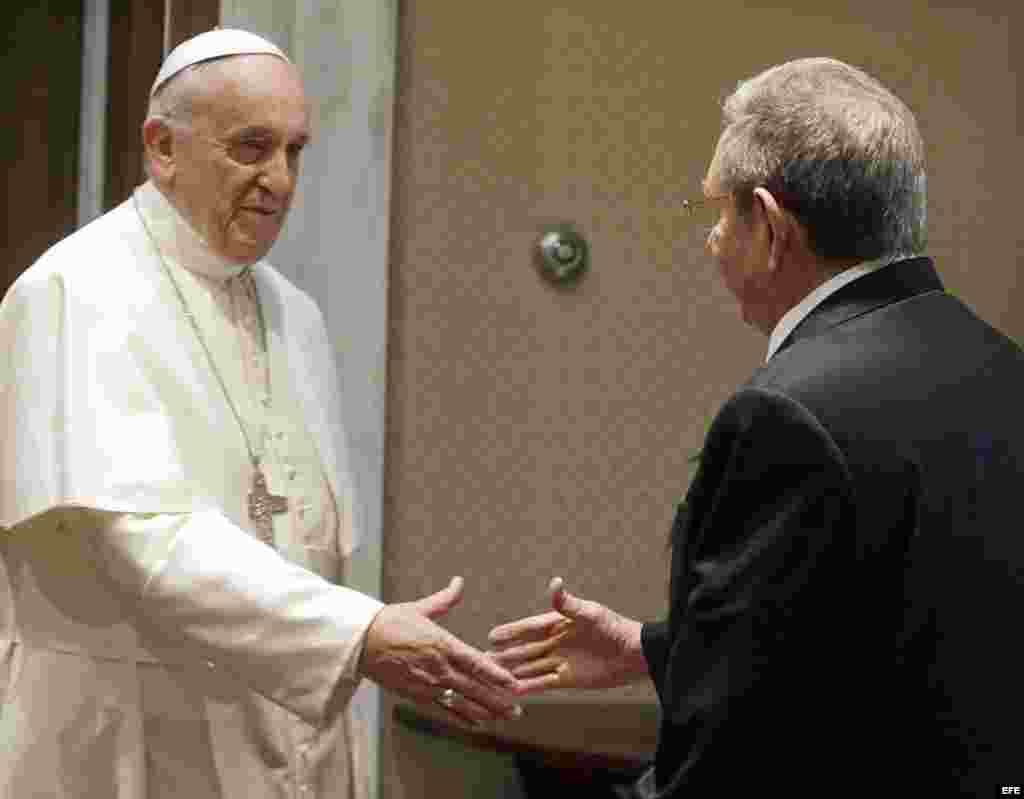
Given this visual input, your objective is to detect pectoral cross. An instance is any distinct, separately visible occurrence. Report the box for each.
[248,466,288,547]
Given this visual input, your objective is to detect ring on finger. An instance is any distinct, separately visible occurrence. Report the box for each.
[436,688,460,709]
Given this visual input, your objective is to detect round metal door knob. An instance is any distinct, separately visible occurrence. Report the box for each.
[535,226,589,285]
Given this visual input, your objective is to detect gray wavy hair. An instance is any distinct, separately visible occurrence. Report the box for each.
[715,57,927,261]
[146,60,221,125]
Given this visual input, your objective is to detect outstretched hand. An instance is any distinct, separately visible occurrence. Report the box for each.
[487,577,649,692]
[359,576,524,726]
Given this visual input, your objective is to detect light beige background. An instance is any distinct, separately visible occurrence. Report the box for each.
[383,1,1021,797]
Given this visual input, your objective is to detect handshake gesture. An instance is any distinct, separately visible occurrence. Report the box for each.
[489,577,649,692]
[360,576,648,726]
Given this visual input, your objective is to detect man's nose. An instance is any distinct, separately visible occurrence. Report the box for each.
[258,147,296,198]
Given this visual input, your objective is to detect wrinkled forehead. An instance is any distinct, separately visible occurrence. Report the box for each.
[188,54,304,101]
[188,55,310,131]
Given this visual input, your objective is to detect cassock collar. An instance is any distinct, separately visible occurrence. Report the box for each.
[134,180,251,281]
[772,256,945,358]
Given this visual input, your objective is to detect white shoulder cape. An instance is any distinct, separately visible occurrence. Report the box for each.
[0,188,359,554]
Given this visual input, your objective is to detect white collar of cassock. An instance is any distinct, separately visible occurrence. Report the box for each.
[134,180,251,281]
[765,253,898,362]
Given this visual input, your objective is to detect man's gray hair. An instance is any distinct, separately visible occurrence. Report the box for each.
[146,60,217,125]
[716,57,927,260]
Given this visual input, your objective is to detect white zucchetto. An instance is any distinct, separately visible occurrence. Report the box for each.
[150,28,290,97]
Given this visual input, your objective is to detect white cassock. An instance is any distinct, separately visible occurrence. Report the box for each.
[0,180,384,798]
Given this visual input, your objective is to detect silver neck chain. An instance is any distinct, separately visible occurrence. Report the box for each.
[133,194,269,469]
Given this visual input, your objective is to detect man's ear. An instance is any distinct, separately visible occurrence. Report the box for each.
[142,117,177,183]
[752,186,792,274]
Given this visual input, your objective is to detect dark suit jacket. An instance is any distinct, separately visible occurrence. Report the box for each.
[640,257,1023,796]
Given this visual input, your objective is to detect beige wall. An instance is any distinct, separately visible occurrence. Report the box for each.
[384,2,1022,797]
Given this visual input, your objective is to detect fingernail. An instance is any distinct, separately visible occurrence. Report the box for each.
[507,704,524,719]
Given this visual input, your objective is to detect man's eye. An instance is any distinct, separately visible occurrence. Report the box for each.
[232,141,267,163]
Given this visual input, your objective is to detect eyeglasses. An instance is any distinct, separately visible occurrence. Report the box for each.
[681,192,731,233]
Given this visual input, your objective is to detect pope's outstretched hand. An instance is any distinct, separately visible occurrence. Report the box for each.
[360,576,524,726]
[487,577,649,692]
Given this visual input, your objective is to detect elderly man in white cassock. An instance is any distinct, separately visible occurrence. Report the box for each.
[0,29,522,799]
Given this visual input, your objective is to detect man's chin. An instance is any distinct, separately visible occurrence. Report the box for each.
[222,234,278,265]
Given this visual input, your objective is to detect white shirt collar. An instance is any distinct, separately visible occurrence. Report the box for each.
[133,180,251,281]
[766,254,897,361]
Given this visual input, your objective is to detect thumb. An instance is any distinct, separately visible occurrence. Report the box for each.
[415,575,465,620]
[549,576,587,621]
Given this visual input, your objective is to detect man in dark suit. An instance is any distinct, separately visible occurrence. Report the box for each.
[489,57,1022,796]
